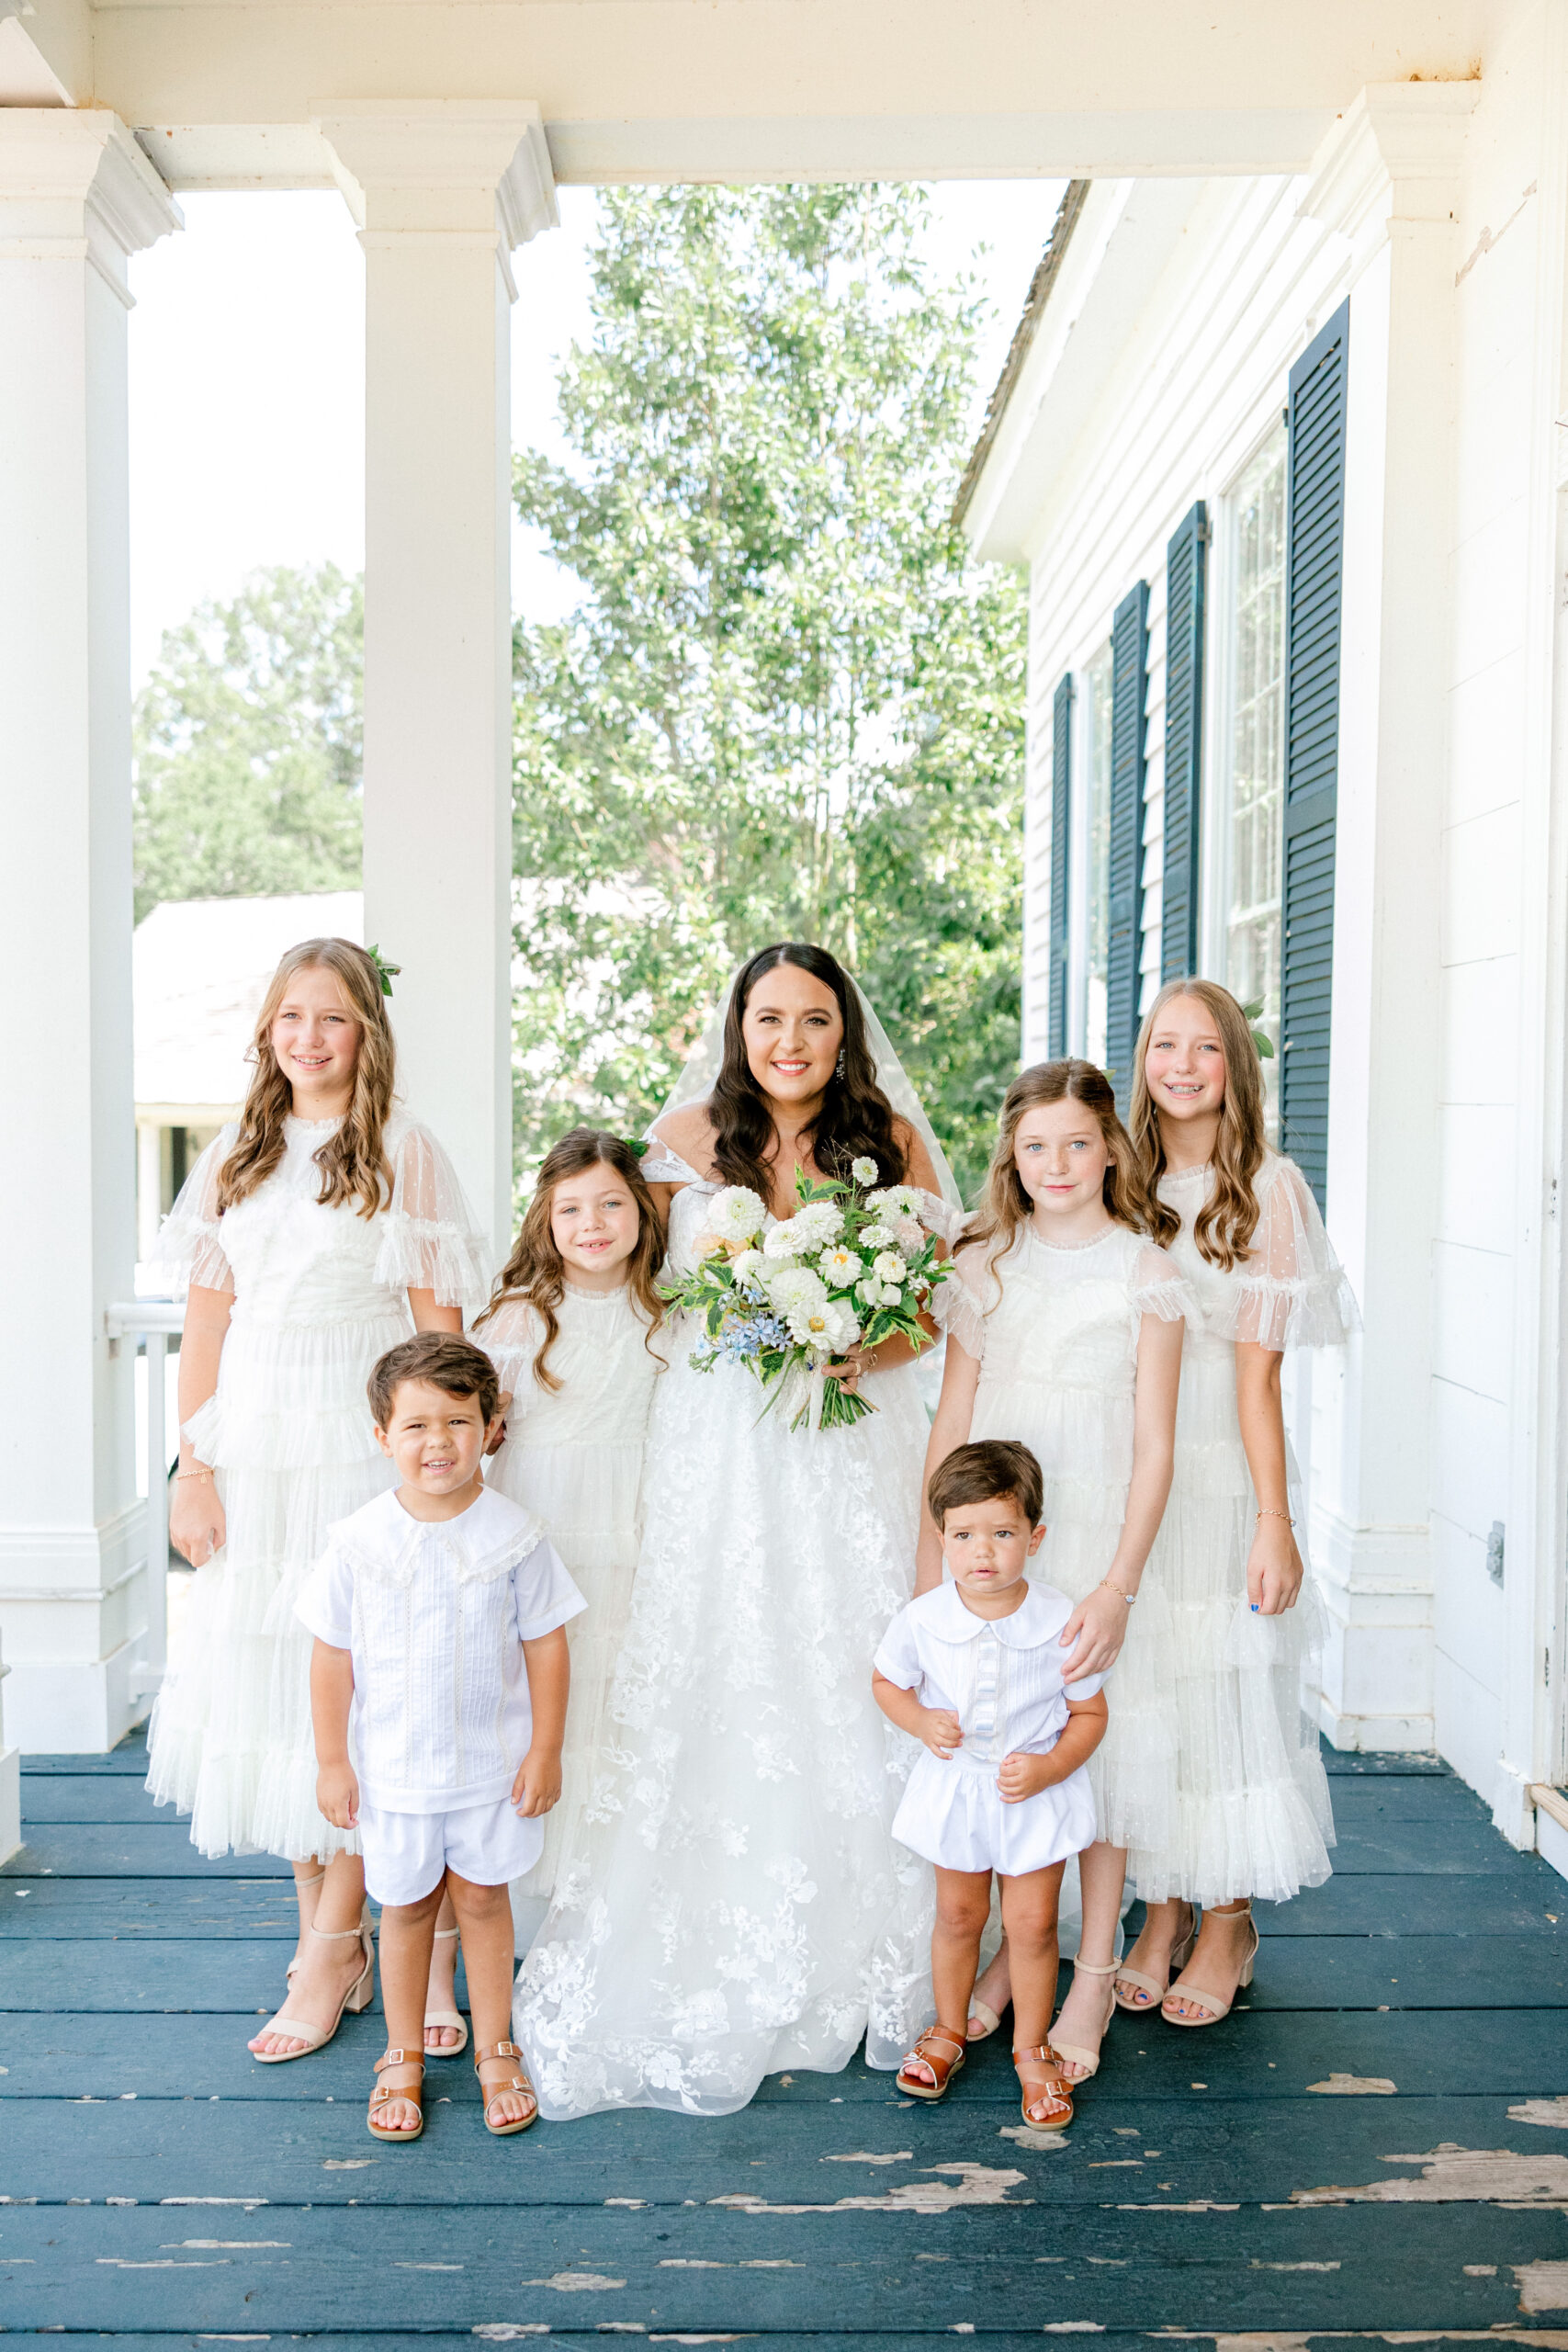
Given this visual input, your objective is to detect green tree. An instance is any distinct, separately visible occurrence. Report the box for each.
[512,184,1025,1199]
[133,562,363,921]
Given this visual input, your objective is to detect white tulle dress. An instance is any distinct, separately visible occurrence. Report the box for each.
[513,1148,935,2118]
[479,1286,664,1897]
[144,1111,488,1861]
[1136,1150,1358,1906]
[944,1221,1195,1864]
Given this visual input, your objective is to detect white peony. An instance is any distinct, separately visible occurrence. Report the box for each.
[789,1200,844,1251]
[872,1250,907,1287]
[788,1296,862,1354]
[886,1210,926,1256]
[708,1186,767,1247]
[851,1157,879,1185]
[767,1264,829,1317]
[818,1244,864,1286]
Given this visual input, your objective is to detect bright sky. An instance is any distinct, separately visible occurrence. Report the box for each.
[127,180,1065,685]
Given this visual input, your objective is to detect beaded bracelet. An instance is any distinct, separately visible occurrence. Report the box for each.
[1100,1580,1136,1606]
[175,1468,214,1483]
[1256,1506,1294,1525]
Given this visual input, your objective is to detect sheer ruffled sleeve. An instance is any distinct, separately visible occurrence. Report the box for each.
[475,1297,543,1396]
[929,1231,995,1364]
[1129,1241,1199,1330]
[1226,1156,1359,1352]
[640,1122,705,1189]
[374,1121,491,1315]
[146,1126,237,1296]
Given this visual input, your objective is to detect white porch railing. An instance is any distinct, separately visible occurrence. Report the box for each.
[107,1298,183,1700]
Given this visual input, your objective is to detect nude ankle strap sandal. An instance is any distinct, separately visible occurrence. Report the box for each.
[252,1920,376,2064]
[1113,1905,1197,2012]
[1162,1907,1258,2028]
[423,1925,468,2056]
[1051,1959,1119,2082]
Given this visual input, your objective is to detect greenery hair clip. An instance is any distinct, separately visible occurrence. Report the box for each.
[624,1137,649,1159]
[367,944,401,1000]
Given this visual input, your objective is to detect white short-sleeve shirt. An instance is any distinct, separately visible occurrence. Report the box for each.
[296,1484,585,1814]
[874,1579,1104,1769]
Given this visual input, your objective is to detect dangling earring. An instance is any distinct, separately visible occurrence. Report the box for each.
[837,1049,847,1080]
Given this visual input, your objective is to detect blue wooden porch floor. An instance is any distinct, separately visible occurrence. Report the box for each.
[4,1731,1568,2346]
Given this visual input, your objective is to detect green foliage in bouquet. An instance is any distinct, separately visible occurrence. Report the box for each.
[660,1159,952,1431]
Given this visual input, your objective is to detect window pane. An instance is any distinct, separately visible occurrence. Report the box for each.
[1225,424,1287,1139]
[1084,643,1113,1069]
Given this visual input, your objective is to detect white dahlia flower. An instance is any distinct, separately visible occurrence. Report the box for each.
[789,1200,844,1251]
[707,1186,767,1247]
[851,1157,879,1185]
[872,1250,907,1287]
[818,1244,863,1285]
[767,1264,829,1317]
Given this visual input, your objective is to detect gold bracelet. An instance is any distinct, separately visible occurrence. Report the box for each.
[1100,1580,1135,1606]
[1256,1507,1294,1525]
[175,1468,214,1483]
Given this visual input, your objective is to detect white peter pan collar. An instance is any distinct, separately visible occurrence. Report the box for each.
[922,1578,1072,1648]
[343,1484,543,1589]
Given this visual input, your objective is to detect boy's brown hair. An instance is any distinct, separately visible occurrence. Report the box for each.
[928,1439,1044,1532]
[367,1332,502,1432]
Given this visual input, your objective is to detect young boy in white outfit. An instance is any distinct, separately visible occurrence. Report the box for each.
[298,1330,584,2145]
[874,1439,1107,2136]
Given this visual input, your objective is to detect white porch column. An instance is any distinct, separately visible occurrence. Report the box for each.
[0,111,180,1751]
[313,102,557,1259]
[1296,85,1477,1754]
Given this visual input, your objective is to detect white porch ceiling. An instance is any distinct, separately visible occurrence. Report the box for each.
[3,0,1494,188]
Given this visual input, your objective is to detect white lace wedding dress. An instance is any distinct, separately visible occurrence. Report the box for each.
[513,1148,935,2118]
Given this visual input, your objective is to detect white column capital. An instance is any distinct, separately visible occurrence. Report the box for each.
[312,99,556,296]
[0,109,180,300]
[1299,82,1479,266]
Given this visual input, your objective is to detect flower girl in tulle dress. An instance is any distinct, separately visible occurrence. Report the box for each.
[477,1130,666,1901]
[145,937,488,2063]
[1117,978,1357,2031]
[918,1059,1193,2086]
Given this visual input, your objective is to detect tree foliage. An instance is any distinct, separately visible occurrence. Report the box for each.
[512,185,1025,1199]
[133,563,363,921]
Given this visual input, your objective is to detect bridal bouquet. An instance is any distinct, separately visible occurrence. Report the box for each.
[665,1158,951,1430]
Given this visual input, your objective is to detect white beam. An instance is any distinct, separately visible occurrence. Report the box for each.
[0,109,180,1751]
[314,101,556,1260]
[88,0,1492,192]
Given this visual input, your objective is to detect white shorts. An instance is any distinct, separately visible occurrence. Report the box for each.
[892,1752,1098,1878]
[358,1795,544,1907]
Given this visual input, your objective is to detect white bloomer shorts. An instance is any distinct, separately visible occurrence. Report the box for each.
[358,1795,544,1906]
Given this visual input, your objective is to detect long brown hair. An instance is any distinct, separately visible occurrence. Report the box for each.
[964,1059,1156,1272]
[1130,977,1266,1269]
[708,943,909,1203]
[477,1130,665,1392]
[218,938,397,1220]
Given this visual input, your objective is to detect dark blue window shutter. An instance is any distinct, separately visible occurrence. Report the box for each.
[1162,502,1207,983]
[1106,582,1149,1114]
[1280,300,1348,1209]
[1048,672,1073,1057]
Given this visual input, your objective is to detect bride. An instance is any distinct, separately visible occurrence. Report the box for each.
[514,941,961,2118]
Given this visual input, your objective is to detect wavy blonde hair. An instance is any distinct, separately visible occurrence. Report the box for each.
[218,938,398,1221]
[1130,976,1265,1269]
[964,1059,1158,1272]
[476,1129,666,1393]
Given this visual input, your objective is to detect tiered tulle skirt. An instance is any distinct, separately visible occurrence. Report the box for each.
[145,1310,407,1860]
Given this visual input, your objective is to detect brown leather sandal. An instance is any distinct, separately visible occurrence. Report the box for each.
[474,2039,538,2136]
[367,2047,425,2143]
[1013,2041,1073,2132]
[897,2023,967,2100]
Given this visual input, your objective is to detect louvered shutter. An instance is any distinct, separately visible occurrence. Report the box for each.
[1280,301,1348,1208]
[1106,582,1149,1114]
[1048,672,1073,1057]
[1163,502,1207,983]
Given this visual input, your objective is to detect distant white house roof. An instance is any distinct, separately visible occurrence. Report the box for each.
[133,891,364,1115]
